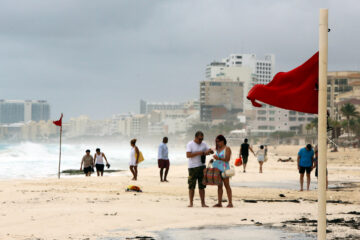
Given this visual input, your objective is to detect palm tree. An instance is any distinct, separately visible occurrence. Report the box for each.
[340,103,359,140]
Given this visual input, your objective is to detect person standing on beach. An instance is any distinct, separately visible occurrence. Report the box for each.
[186,131,214,207]
[94,148,109,177]
[158,137,170,182]
[212,135,233,208]
[255,145,265,173]
[129,139,140,181]
[80,149,94,177]
[240,138,255,173]
[314,145,328,190]
[297,144,315,191]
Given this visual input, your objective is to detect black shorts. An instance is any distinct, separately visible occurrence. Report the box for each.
[299,166,312,174]
[188,165,206,190]
[83,166,92,174]
[96,164,105,172]
[158,159,170,168]
[242,155,249,164]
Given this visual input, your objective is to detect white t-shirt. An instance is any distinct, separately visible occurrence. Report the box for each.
[186,140,210,168]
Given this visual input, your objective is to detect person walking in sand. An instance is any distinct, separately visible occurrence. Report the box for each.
[255,145,265,173]
[158,137,170,182]
[80,149,94,177]
[129,139,140,181]
[240,138,255,173]
[186,131,214,207]
[94,148,109,177]
[297,144,315,191]
[211,135,233,208]
[314,145,328,190]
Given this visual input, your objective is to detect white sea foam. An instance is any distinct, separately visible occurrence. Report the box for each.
[0,142,187,179]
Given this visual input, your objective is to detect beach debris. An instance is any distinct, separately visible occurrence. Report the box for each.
[125,236,155,240]
[279,194,286,198]
[255,222,263,226]
[347,211,360,215]
[126,185,142,192]
[277,157,294,162]
[283,217,360,230]
[244,200,257,203]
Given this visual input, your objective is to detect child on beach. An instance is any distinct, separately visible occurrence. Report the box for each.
[255,145,265,173]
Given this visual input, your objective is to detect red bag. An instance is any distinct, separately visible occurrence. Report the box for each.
[203,163,222,186]
[235,157,242,167]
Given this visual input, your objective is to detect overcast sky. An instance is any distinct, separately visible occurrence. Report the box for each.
[1,0,359,120]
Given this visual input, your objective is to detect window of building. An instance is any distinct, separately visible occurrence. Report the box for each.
[269,110,275,115]
[298,117,305,121]
[307,117,314,121]
[257,117,267,121]
[258,126,268,130]
[289,111,296,115]
[289,117,296,121]
[269,117,275,121]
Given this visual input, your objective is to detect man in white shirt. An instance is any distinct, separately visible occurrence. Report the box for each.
[186,131,214,207]
[158,137,170,182]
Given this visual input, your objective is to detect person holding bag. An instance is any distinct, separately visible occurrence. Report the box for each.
[211,135,233,208]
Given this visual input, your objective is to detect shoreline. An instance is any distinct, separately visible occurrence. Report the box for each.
[0,145,359,239]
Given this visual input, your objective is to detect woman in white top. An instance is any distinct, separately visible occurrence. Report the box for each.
[94,148,109,177]
[256,145,265,173]
[129,139,140,180]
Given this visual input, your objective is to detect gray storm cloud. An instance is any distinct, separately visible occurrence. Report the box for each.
[0,0,359,119]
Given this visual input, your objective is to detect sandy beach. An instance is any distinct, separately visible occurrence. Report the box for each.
[0,145,359,240]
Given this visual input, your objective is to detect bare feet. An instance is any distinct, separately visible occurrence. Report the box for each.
[188,203,193,208]
[213,203,222,208]
[131,177,135,181]
[201,204,209,208]
[226,203,233,208]
[160,180,164,182]
[164,180,169,182]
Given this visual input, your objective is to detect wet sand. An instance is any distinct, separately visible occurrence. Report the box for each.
[0,145,359,239]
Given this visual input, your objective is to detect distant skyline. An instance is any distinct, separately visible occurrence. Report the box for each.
[1,0,359,120]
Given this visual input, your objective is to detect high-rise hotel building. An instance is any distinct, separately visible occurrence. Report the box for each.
[0,100,50,124]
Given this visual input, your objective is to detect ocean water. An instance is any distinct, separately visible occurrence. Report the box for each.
[0,142,187,179]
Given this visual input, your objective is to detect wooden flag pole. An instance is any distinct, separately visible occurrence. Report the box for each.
[318,8,328,240]
[58,125,62,179]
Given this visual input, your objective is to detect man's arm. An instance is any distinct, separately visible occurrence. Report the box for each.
[135,147,140,163]
[80,157,84,170]
[102,153,108,164]
[186,151,204,158]
[297,155,300,170]
[249,146,255,155]
[312,155,316,169]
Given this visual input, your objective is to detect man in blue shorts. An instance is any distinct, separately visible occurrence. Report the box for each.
[297,144,315,191]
